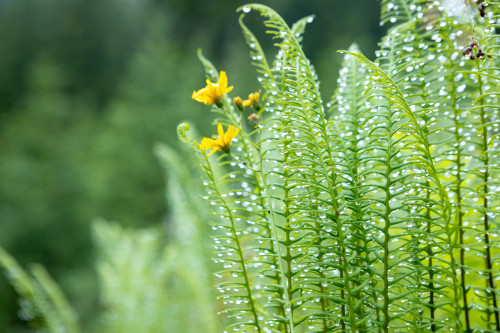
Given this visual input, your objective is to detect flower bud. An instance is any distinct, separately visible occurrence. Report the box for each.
[242,91,261,111]
[247,113,260,126]
[233,96,244,111]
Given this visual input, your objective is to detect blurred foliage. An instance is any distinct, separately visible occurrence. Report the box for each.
[0,0,382,330]
[0,144,218,333]
[0,247,79,333]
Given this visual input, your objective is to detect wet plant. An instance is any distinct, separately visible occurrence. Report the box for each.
[181,1,500,332]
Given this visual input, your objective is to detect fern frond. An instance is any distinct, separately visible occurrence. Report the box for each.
[94,218,217,333]
[338,48,459,331]
[29,264,80,333]
[380,0,422,25]
[328,44,382,331]
[0,247,80,333]
[178,122,273,332]
[238,14,275,93]
[155,143,220,333]
[425,1,500,330]
[185,2,500,332]
[238,4,374,331]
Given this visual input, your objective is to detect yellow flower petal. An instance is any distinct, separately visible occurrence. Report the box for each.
[206,147,218,157]
[199,137,216,150]
[199,124,239,157]
[223,128,231,147]
[192,71,233,106]
[219,71,228,89]
[242,91,260,108]
[217,124,224,138]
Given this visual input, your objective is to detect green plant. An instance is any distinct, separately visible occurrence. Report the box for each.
[0,248,79,333]
[0,144,219,333]
[181,2,500,332]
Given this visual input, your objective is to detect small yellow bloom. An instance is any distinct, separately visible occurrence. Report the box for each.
[192,71,233,107]
[199,124,239,157]
[242,91,261,110]
[233,96,244,111]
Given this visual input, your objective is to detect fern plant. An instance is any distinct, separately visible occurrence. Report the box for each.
[182,1,500,332]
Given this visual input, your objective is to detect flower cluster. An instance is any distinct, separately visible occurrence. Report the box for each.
[192,71,261,156]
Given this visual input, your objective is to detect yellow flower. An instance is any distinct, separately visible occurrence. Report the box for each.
[192,71,233,107]
[199,124,239,157]
[242,91,261,110]
[233,96,244,111]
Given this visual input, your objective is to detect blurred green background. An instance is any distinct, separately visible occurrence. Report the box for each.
[0,0,383,331]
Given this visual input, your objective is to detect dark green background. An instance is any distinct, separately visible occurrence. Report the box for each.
[0,0,384,330]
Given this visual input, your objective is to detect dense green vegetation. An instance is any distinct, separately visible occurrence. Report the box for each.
[0,0,382,331]
[2,0,500,331]
[182,1,500,332]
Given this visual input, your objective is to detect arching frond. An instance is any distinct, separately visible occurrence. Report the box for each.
[184,2,500,332]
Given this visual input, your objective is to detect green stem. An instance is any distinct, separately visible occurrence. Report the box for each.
[314,219,329,333]
[425,198,436,332]
[258,150,296,333]
[477,69,500,330]
[203,154,263,333]
[256,166,288,328]
[283,131,294,333]
[449,60,471,331]
[382,104,394,333]
[332,61,374,331]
